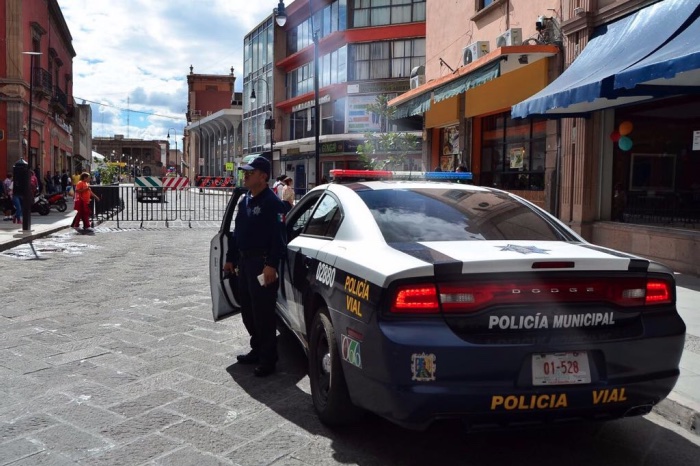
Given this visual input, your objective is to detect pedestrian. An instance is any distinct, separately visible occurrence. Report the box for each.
[71,170,81,190]
[34,166,43,194]
[52,172,60,192]
[29,170,39,196]
[60,170,69,193]
[1,173,13,221]
[10,172,22,224]
[222,156,286,377]
[272,174,286,199]
[282,176,295,211]
[71,172,100,232]
[44,171,54,194]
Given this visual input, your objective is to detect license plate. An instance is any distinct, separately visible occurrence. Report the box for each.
[532,352,591,386]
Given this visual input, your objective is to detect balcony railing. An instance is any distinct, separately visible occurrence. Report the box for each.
[52,86,67,113]
[32,67,52,97]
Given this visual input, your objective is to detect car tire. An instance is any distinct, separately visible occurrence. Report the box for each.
[308,306,362,426]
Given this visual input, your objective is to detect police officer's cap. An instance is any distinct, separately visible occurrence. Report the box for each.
[239,156,270,177]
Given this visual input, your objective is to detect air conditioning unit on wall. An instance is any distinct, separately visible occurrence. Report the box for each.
[462,41,490,65]
[496,28,523,47]
[410,74,425,89]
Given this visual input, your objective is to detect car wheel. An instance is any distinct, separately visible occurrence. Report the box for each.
[308,305,362,426]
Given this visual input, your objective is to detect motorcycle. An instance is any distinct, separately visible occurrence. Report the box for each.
[32,194,51,216]
[46,191,68,212]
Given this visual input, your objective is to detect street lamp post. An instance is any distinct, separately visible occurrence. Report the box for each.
[167,128,178,175]
[274,1,320,188]
[249,79,274,162]
[21,51,41,232]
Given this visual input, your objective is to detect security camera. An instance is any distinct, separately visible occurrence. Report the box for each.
[536,15,546,31]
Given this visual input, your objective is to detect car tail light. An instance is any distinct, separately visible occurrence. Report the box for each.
[645,279,672,304]
[390,284,439,314]
[390,277,673,315]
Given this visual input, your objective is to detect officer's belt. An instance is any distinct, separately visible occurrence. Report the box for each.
[238,249,267,259]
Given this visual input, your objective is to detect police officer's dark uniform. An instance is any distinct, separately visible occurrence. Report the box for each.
[225,156,286,377]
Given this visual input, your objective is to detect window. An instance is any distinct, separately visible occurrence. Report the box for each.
[349,38,425,81]
[304,194,342,238]
[287,46,347,99]
[352,0,425,27]
[479,0,496,9]
[480,112,546,191]
[287,0,348,54]
[357,188,566,243]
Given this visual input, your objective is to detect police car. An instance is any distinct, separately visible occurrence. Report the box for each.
[209,170,685,431]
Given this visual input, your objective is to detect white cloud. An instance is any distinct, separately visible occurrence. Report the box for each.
[59,0,281,141]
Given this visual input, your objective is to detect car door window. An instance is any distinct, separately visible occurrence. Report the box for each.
[303,194,342,238]
[287,192,323,241]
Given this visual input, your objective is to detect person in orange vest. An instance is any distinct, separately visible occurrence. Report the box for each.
[71,172,100,233]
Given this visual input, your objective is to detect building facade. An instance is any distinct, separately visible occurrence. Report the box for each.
[183,66,242,178]
[93,136,165,178]
[244,0,426,191]
[388,0,700,274]
[0,0,75,178]
[390,0,561,211]
[512,0,700,275]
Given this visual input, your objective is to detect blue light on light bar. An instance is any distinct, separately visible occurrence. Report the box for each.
[392,171,473,181]
[329,169,473,183]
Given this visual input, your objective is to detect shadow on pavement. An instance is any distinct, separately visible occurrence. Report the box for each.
[675,273,700,293]
[225,327,700,466]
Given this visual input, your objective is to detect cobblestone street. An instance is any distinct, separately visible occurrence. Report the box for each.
[0,226,698,466]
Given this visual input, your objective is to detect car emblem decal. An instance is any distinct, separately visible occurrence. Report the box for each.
[497,244,550,255]
[341,335,362,368]
[411,353,436,382]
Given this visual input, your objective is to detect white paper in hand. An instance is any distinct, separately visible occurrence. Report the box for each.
[257,271,278,286]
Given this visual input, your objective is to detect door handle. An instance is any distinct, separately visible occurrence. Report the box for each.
[303,256,313,268]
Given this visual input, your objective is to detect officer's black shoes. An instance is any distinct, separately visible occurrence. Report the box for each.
[253,365,275,377]
[236,352,259,365]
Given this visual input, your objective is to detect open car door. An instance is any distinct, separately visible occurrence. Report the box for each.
[209,187,245,321]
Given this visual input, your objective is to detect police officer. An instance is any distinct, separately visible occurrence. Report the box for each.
[223,156,286,377]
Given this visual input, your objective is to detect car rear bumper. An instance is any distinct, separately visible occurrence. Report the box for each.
[343,317,685,430]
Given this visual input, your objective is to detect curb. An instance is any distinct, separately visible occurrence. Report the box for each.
[0,224,72,253]
[653,391,700,436]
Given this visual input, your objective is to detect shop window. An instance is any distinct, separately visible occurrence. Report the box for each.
[480,113,545,191]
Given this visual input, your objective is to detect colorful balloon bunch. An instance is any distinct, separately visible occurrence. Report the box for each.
[610,121,634,151]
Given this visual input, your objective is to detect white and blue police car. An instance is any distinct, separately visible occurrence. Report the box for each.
[210,170,685,431]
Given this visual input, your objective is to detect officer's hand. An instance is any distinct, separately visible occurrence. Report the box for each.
[261,265,278,286]
[223,262,236,275]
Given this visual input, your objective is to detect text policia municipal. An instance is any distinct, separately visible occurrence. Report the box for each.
[488,312,615,330]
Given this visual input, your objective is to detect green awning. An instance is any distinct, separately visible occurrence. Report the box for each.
[433,60,501,103]
[393,92,432,119]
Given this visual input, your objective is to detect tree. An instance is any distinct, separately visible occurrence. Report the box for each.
[356,95,420,170]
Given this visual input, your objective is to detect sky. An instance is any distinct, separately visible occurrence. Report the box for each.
[59,0,284,145]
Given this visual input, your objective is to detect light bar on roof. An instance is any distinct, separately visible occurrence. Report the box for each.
[392,171,473,181]
[329,169,473,182]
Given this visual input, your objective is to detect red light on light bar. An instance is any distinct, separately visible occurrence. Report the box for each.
[330,169,393,180]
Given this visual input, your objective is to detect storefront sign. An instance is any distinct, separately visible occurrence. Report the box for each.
[292,94,331,113]
[347,95,383,133]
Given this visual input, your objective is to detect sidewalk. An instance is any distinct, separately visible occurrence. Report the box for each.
[0,207,76,251]
[0,214,698,435]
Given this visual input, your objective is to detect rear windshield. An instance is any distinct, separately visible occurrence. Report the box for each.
[356,188,567,243]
